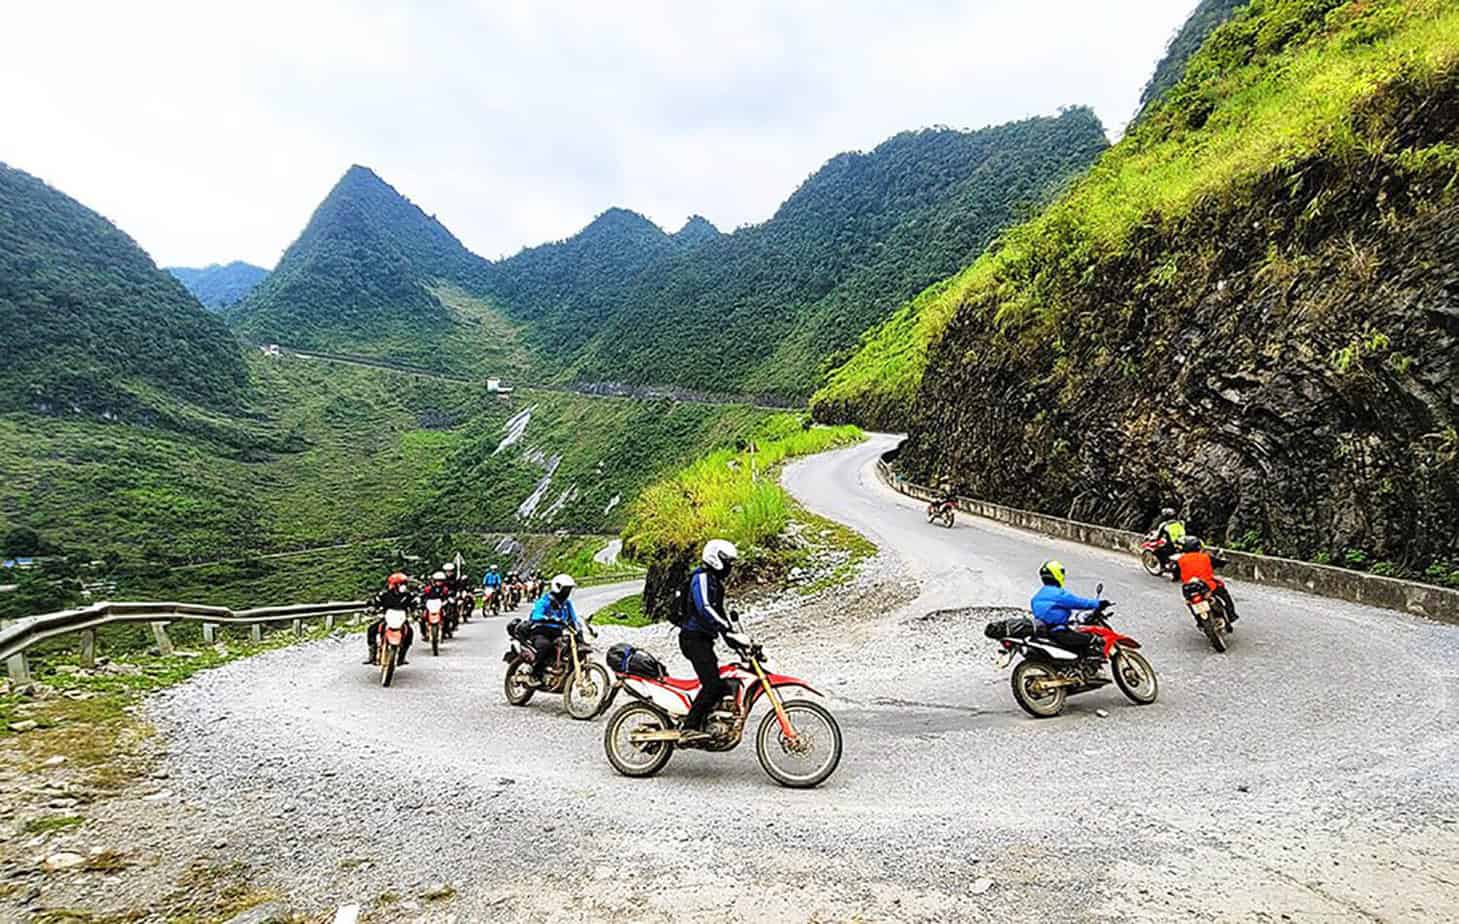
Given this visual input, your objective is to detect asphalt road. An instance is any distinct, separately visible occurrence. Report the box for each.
[134,434,1459,922]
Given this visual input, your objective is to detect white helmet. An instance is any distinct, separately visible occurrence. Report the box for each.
[443,562,456,574]
[702,539,739,571]
[432,570,446,581]
[550,573,576,598]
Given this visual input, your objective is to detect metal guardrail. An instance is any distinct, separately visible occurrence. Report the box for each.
[875,443,1459,625]
[2,600,366,683]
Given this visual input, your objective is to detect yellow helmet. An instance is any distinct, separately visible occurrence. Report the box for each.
[1039,560,1066,587]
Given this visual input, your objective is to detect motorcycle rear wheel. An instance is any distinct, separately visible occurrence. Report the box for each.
[1140,550,1163,577]
[504,656,535,705]
[756,700,842,788]
[564,664,612,720]
[1011,660,1066,717]
[1112,650,1159,704]
[1202,616,1228,653]
[604,702,675,778]
[943,511,955,528]
[380,644,397,688]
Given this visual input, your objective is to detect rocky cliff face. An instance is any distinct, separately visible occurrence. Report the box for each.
[902,78,1459,576]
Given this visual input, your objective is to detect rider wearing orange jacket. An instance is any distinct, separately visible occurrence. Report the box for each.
[1176,537,1239,624]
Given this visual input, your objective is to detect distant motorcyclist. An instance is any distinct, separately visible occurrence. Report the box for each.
[526,574,580,683]
[1176,536,1239,625]
[364,572,415,665]
[421,570,451,633]
[483,564,502,592]
[1150,507,1186,575]
[1031,559,1112,661]
[679,539,749,743]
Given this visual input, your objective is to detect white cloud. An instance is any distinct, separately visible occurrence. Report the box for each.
[0,0,1197,268]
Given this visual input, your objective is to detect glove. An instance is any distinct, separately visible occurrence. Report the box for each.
[1097,599,1113,611]
[724,631,751,650]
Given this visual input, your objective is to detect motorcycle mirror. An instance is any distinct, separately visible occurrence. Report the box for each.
[1096,582,1104,596]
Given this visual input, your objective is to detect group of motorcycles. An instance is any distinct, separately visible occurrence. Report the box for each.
[500,611,843,789]
[1139,532,1235,652]
[368,571,479,687]
[481,573,543,617]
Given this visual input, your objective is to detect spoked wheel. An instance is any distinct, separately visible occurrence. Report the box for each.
[604,702,675,778]
[504,656,535,705]
[942,511,955,528]
[1112,650,1159,704]
[431,623,441,656]
[1011,660,1066,718]
[564,664,613,720]
[756,700,843,788]
[1140,550,1163,577]
[380,644,397,688]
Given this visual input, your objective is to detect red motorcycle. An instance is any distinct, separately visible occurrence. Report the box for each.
[987,585,1159,718]
[1182,578,1232,652]
[602,632,842,788]
[1139,531,1178,580]
[375,607,410,687]
[423,597,447,656]
[926,498,956,528]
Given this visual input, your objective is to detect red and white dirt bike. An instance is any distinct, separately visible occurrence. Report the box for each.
[926,498,956,528]
[376,607,410,687]
[603,634,842,788]
[483,586,501,617]
[987,586,1159,718]
[423,598,447,656]
[1139,531,1178,580]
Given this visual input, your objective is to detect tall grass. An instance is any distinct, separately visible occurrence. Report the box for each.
[813,0,1459,422]
[622,419,863,563]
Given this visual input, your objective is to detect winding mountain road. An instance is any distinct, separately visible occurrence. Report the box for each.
[127,435,1459,922]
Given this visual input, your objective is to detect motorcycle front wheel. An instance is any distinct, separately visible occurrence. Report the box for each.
[1112,650,1159,704]
[504,656,535,706]
[431,623,441,656]
[1011,660,1065,718]
[756,700,842,788]
[604,702,675,778]
[1140,550,1163,577]
[564,663,613,720]
[380,644,397,688]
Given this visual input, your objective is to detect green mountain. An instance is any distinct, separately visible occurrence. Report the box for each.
[0,161,246,418]
[168,261,269,311]
[837,0,1459,580]
[227,165,502,368]
[671,215,722,248]
[549,110,1109,400]
[1136,0,1250,118]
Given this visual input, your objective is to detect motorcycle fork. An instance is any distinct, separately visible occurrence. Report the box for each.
[750,658,798,740]
[567,634,582,686]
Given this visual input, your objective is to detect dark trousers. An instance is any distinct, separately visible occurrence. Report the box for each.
[1214,583,1238,618]
[528,626,563,679]
[367,619,413,659]
[680,630,725,731]
[1046,627,1096,658]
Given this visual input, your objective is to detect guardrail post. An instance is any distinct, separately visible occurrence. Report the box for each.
[324,613,336,631]
[250,624,263,644]
[292,618,303,637]
[79,629,97,668]
[202,623,216,644]
[3,620,30,685]
[150,622,174,657]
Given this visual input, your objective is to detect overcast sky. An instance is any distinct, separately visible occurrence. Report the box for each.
[2,1,1196,269]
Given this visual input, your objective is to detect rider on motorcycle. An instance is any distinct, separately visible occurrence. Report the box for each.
[527,574,580,684]
[364,572,415,665]
[1151,507,1186,575]
[483,564,502,593]
[421,570,451,631]
[680,539,751,743]
[1176,536,1239,624]
[1031,560,1112,662]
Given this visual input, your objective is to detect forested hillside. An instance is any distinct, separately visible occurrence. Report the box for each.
[557,111,1109,399]
[1136,0,1250,119]
[227,165,504,370]
[0,162,246,419]
[168,260,268,310]
[879,0,1459,583]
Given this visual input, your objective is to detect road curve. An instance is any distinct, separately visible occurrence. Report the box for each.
[135,436,1459,922]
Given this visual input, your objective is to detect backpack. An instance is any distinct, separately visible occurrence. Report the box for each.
[668,584,690,627]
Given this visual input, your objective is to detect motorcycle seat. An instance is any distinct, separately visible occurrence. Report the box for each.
[657,676,702,691]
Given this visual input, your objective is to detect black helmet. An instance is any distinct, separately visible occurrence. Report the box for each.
[1180,535,1202,553]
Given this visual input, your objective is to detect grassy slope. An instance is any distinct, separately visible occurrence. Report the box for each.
[813,0,1459,426]
[0,354,780,612]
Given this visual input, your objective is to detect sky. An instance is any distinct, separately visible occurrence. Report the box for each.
[1,1,1198,269]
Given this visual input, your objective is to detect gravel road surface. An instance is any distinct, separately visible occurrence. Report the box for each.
[61,436,1459,921]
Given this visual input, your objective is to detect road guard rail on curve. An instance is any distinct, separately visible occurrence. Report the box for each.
[875,444,1459,625]
[2,599,366,684]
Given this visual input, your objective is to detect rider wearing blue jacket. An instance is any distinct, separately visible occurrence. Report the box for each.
[526,574,579,682]
[1031,560,1109,658]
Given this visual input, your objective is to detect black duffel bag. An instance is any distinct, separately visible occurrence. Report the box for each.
[984,617,1036,640]
[606,642,667,679]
